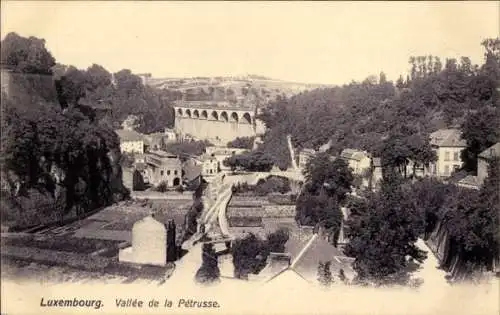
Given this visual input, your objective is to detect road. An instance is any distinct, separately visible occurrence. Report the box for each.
[413,238,449,290]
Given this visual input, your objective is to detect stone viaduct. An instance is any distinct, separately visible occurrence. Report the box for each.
[174,101,258,143]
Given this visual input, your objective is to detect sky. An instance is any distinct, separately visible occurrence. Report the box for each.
[1,1,498,85]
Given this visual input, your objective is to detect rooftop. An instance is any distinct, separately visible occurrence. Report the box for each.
[182,161,202,182]
[457,175,483,189]
[430,129,466,147]
[300,148,316,155]
[340,148,369,161]
[263,232,355,283]
[115,129,144,142]
[478,142,500,160]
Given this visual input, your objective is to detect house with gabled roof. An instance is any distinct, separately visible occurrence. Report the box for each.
[115,129,145,154]
[340,148,371,176]
[255,227,356,286]
[428,128,466,177]
[457,142,500,190]
[298,148,316,171]
[477,142,500,181]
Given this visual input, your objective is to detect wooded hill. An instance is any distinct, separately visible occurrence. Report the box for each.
[258,38,500,172]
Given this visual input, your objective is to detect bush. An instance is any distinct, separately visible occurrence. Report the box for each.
[254,176,291,196]
[223,150,274,172]
[155,181,168,192]
[227,136,255,150]
[175,185,184,193]
[195,243,220,285]
[267,228,290,253]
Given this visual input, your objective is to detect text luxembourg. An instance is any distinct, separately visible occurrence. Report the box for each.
[40,298,103,309]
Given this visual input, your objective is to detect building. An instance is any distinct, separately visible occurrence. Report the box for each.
[477,142,499,182]
[456,175,483,190]
[428,129,466,177]
[164,128,178,142]
[144,133,167,151]
[174,101,257,143]
[340,149,371,175]
[182,159,202,189]
[371,157,384,187]
[298,149,316,171]
[201,154,220,177]
[457,142,500,190]
[115,129,145,154]
[144,150,183,187]
[257,228,355,285]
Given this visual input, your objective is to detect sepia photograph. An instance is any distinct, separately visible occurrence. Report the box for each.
[0,1,499,314]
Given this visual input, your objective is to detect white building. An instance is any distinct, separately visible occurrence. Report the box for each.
[115,129,145,154]
[428,129,466,177]
[164,128,178,142]
[340,149,371,175]
[298,149,316,171]
[144,150,183,187]
[201,155,220,177]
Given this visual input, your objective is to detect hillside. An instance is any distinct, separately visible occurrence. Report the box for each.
[144,74,332,101]
[256,39,500,171]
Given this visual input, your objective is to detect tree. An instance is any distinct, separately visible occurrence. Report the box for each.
[379,125,436,179]
[317,261,333,287]
[227,136,255,149]
[195,243,220,285]
[304,153,353,202]
[461,106,500,172]
[295,189,343,245]
[166,140,212,160]
[407,177,454,239]
[223,150,274,172]
[132,169,145,191]
[266,228,290,253]
[1,32,55,74]
[345,174,427,286]
[232,233,269,279]
[443,158,500,275]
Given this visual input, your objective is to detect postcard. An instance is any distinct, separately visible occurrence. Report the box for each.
[1,1,499,314]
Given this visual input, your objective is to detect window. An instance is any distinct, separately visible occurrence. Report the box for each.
[453,152,459,161]
[160,170,164,176]
[444,165,450,175]
[444,151,450,161]
[167,170,171,175]
[174,170,178,175]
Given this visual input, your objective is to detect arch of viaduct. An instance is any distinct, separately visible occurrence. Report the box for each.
[175,107,254,125]
[174,106,257,143]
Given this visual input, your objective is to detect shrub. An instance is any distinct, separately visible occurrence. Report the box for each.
[155,181,168,192]
[175,185,184,193]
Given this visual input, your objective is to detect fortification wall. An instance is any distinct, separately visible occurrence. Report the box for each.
[1,69,58,103]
